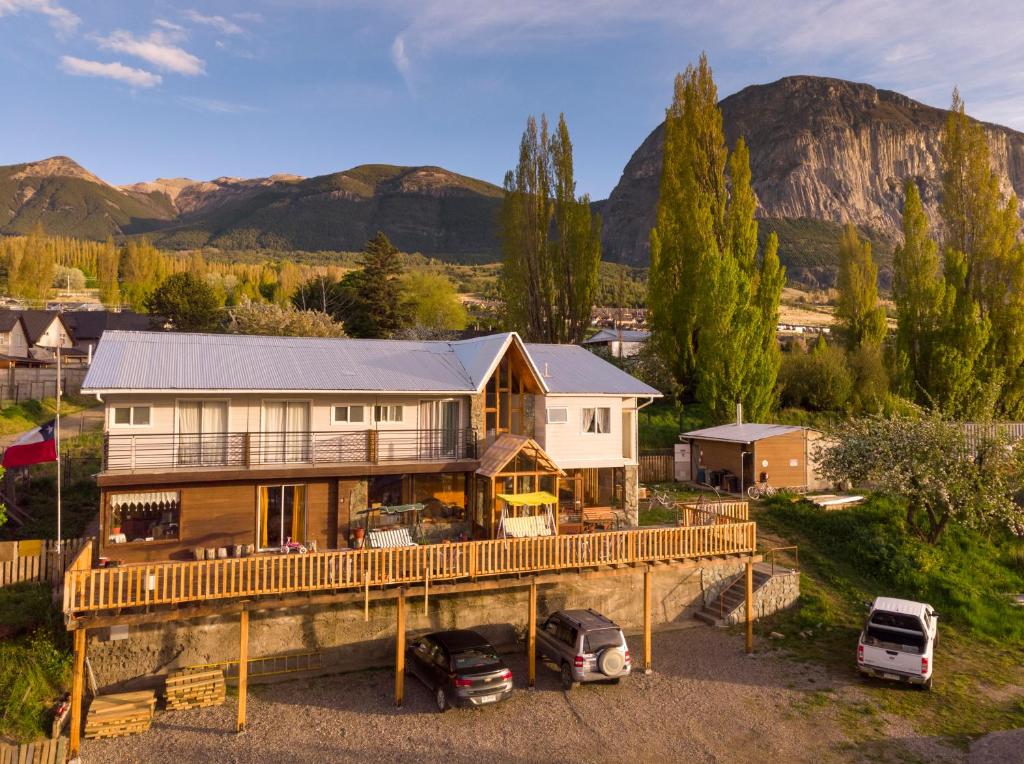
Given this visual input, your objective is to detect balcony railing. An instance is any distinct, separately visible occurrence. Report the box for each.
[64,522,758,615]
[102,429,477,471]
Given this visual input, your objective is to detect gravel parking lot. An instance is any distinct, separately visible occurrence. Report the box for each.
[79,625,968,763]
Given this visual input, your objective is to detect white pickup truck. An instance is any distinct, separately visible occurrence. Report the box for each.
[857,597,938,690]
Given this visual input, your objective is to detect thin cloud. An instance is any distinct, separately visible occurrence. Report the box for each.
[391,34,411,83]
[60,56,161,87]
[179,96,259,114]
[98,29,205,75]
[153,18,186,36]
[0,0,79,34]
[184,9,244,35]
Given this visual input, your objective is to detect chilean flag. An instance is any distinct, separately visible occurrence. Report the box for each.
[2,420,58,468]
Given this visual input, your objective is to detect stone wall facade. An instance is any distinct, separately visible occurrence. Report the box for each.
[723,570,801,626]
[623,464,639,526]
[86,558,749,690]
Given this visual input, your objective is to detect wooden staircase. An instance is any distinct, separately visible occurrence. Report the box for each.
[694,564,776,627]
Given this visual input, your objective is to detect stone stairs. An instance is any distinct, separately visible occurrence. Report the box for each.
[695,564,778,627]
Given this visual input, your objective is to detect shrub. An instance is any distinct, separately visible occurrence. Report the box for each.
[778,343,852,411]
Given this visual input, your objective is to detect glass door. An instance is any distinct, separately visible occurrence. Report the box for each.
[259,484,307,548]
[420,399,460,458]
[177,400,228,466]
[262,402,311,463]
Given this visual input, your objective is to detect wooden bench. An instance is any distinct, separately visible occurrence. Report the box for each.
[581,506,616,531]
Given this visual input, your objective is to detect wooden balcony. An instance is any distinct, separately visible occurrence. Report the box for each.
[101,428,477,473]
[63,522,758,618]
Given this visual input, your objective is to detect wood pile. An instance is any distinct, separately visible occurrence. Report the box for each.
[84,690,156,739]
[164,668,226,710]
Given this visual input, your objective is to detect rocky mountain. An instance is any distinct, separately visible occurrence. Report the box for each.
[600,76,1024,278]
[0,158,503,259]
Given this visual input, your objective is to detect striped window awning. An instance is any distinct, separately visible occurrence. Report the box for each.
[109,491,180,510]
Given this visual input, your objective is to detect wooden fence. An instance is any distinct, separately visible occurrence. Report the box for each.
[0,537,90,588]
[0,737,66,764]
[680,500,749,522]
[639,449,674,483]
[64,524,757,615]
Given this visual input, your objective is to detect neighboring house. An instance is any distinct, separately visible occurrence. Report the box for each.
[63,310,153,356]
[0,313,30,364]
[582,328,650,358]
[15,310,74,359]
[83,331,660,562]
[681,422,829,494]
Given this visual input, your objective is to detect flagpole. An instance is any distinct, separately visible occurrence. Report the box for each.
[56,342,61,547]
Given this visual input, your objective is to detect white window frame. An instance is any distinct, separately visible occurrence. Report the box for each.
[110,404,153,428]
[333,404,366,425]
[374,404,404,423]
[546,407,569,424]
[582,406,612,435]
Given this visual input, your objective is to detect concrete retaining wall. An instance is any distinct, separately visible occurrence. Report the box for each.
[87,558,750,690]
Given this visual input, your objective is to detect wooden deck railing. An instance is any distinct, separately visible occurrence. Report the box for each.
[63,524,757,615]
[680,500,749,522]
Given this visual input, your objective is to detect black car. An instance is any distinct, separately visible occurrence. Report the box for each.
[406,629,513,712]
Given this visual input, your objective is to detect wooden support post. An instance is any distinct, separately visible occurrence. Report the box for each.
[527,579,537,688]
[643,565,652,673]
[69,627,86,759]
[745,559,754,655]
[395,587,406,706]
[237,610,249,733]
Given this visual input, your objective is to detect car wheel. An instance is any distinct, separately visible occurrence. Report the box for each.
[922,677,933,692]
[435,686,448,712]
[561,663,576,692]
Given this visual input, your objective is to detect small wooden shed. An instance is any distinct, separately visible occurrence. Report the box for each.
[681,423,828,493]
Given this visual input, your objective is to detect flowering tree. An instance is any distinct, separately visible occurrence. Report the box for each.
[816,410,1024,543]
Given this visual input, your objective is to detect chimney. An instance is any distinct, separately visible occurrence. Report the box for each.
[87,343,93,365]
[736,402,743,426]
[543,362,551,378]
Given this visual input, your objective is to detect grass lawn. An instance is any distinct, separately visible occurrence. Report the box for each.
[636,482,707,526]
[750,494,1024,748]
[0,394,97,438]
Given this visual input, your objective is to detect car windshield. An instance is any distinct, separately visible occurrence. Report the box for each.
[451,647,500,671]
[584,628,622,653]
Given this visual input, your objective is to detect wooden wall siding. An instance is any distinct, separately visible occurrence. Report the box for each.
[64,522,758,615]
[752,431,810,489]
[0,538,89,587]
[101,481,335,563]
[692,439,745,482]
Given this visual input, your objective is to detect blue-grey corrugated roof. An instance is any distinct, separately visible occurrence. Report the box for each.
[525,343,661,396]
[682,423,805,443]
[83,331,661,397]
[582,328,651,344]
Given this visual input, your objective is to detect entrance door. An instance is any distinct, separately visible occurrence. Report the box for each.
[259,484,306,548]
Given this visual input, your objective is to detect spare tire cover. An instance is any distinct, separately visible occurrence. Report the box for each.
[598,648,625,676]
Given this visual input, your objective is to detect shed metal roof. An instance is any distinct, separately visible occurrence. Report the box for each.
[682,423,806,444]
[83,331,661,397]
[582,328,650,344]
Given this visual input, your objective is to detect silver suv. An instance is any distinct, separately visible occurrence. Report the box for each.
[536,609,631,690]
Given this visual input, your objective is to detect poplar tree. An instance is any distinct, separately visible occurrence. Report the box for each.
[835,225,886,351]
[892,181,946,401]
[648,55,785,420]
[97,236,120,306]
[500,113,600,344]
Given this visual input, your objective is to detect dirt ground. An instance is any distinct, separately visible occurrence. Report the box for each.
[78,624,998,764]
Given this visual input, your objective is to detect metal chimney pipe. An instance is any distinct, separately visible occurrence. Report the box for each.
[736,402,743,426]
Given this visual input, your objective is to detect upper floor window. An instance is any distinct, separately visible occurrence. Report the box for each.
[546,407,568,424]
[582,407,611,434]
[112,405,151,427]
[333,405,366,424]
[374,405,403,423]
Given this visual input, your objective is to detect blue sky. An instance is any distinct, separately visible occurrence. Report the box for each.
[2,1,1023,199]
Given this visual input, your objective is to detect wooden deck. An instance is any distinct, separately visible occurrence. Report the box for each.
[63,522,757,618]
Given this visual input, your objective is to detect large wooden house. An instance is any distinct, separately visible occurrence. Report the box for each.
[84,331,660,562]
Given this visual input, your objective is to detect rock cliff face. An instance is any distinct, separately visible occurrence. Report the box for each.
[600,76,1024,266]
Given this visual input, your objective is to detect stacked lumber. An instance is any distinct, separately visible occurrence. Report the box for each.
[164,668,226,710]
[84,690,156,739]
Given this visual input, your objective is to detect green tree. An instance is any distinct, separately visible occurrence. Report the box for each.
[119,239,168,312]
[835,224,886,351]
[340,233,409,338]
[97,237,120,306]
[500,113,600,343]
[817,409,1024,543]
[892,180,946,401]
[778,339,853,412]
[649,56,785,421]
[292,275,347,315]
[401,270,468,337]
[146,272,223,332]
[8,223,55,303]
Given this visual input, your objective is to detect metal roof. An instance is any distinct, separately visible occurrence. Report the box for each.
[582,328,651,344]
[682,423,806,444]
[84,331,660,397]
[525,343,661,396]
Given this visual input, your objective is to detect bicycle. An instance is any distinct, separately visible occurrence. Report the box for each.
[747,480,776,500]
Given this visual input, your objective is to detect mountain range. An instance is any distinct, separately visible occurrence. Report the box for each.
[3,75,1024,283]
